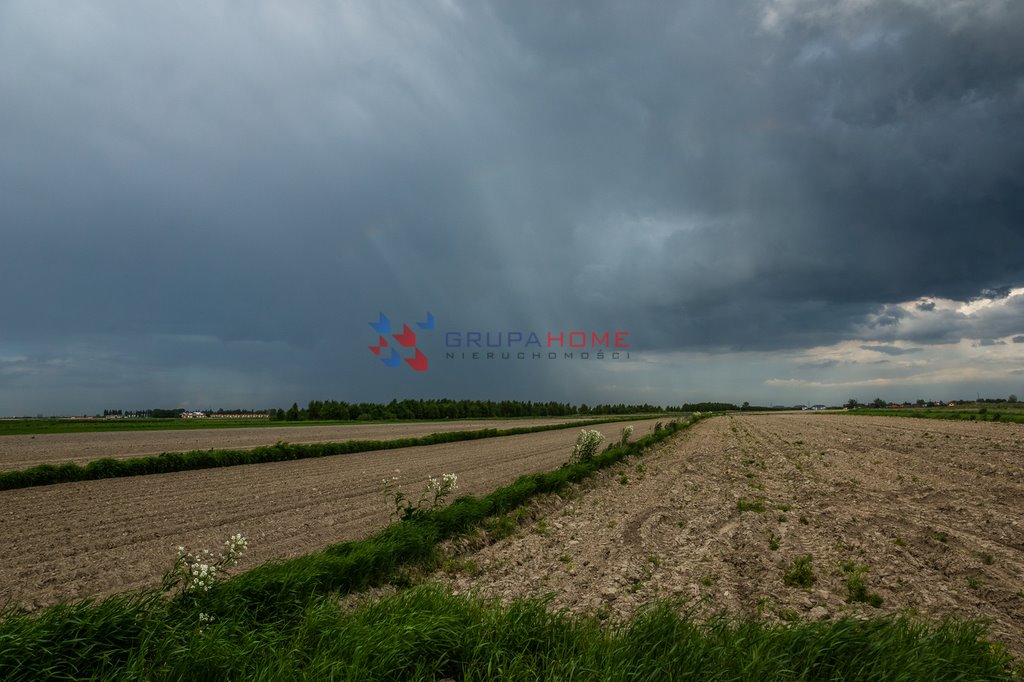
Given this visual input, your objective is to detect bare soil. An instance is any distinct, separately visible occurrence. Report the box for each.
[0,418,590,472]
[437,414,1024,657]
[0,419,660,609]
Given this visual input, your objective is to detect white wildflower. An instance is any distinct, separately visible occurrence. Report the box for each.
[571,429,605,463]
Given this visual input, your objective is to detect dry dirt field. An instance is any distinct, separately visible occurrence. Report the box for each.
[0,419,661,610]
[438,413,1024,657]
[0,417,590,472]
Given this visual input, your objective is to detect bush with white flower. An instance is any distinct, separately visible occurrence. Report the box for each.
[162,533,247,596]
[571,429,605,463]
[619,424,634,446]
[382,471,459,521]
[426,472,458,507]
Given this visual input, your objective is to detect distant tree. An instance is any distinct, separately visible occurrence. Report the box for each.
[845,399,859,410]
[285,402,300,421]
[1010,394,1019,403]
[871,398,887,408]
[742,401,750,410]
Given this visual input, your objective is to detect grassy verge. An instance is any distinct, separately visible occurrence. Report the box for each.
[0,416,649,491]
[0,415,1015,680]
[1,586,1011,681]
[846,408,1024,424]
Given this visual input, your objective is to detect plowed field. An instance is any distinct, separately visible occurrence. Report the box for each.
[440,413,1024,656]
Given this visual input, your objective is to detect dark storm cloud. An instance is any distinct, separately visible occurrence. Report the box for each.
[1,0,1023,412]
[469,0,1024,350]
[1014,336,1024,344]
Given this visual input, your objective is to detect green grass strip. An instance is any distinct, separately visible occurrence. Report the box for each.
[845,409,1024,424]
[0,416,653,491]
[1,584,1013,680]
[0,418,355,436]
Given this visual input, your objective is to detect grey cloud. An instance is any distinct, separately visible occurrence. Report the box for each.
[978,286,1014,300]
[859,345,922,355]
[1013,336,1024,344]
[1,0,1023,412]
[855,290,1024,346]
[798,359,841,369]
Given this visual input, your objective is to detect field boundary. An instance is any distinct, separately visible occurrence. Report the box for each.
[0,415,657,491]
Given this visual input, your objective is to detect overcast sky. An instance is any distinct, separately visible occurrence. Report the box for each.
[2,0,1023,415]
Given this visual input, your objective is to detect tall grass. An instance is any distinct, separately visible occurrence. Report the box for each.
[1,587,1012,680]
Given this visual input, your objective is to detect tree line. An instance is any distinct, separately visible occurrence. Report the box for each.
[271,399,681,421]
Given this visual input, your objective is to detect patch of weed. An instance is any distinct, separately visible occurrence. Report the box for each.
[484,515,519,541]
[783,555,815,588]
[840,561,883,607]
[737,498,767,513]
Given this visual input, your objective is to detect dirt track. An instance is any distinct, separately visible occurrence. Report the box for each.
[0,418,591,472]
[0,419,660,609]
[439,414,1024,657]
